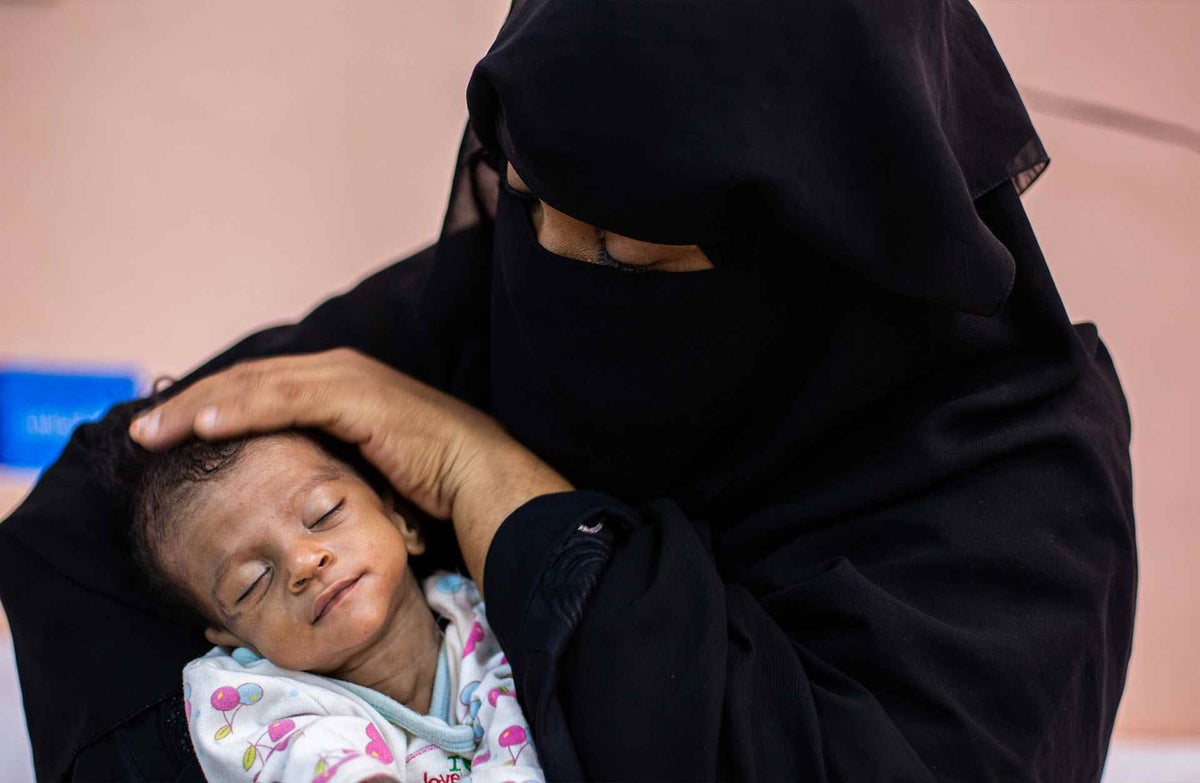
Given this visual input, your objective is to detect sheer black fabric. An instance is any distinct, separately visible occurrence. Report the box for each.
[0,2,1134,781]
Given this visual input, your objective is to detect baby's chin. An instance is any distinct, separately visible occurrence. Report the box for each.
[267,571,419,673]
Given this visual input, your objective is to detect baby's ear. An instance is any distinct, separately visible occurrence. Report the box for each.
[386,493,426,556]
[205,626,248,649]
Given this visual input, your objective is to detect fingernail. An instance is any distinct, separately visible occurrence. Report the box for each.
[196,407,219,433]
[132,412,159,439]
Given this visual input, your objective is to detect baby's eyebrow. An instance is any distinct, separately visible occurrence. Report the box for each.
[287,466,347,508]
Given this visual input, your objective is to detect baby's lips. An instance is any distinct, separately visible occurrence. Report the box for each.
[311,576,359,623]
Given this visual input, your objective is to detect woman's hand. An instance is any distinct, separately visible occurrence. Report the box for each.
[128,348,573,588]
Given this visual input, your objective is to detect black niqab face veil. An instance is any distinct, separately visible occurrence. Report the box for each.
[465,0,1063,514]
[489,178,797,504]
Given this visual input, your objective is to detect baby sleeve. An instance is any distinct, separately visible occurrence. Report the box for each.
[183,655,404,783]
[428,572,544,783]
[459,654,544,782]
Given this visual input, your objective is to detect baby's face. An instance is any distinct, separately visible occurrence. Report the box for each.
[168,435,427,674]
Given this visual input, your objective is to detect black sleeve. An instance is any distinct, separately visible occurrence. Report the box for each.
[0,230,490,783]
[484,491,758,783]
[484,483,1130,783]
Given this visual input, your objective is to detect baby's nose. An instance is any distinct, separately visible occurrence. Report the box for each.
[289,548,333,592]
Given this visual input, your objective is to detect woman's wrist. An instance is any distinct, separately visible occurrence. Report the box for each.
[449,441,574,594]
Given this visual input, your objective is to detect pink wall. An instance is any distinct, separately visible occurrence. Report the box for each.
[974,2,1200,737]
[1,0,1196,737]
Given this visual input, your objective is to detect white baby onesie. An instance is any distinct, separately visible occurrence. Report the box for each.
[183,571,543,783]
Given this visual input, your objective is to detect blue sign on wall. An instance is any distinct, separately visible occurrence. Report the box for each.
[0,365,140,471]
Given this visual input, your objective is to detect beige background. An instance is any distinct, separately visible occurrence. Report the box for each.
[0,0,1195,753]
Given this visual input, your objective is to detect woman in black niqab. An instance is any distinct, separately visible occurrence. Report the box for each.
[0,1,1135,781]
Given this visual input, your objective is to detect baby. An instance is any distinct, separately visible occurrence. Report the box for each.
[124,423,542,783]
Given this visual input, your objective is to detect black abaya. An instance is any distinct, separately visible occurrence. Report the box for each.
[481,178,1135,782]
[0,2,1134,781]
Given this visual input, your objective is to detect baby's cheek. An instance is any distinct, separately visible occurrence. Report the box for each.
[259,640,304,670]
[239,619,316,671]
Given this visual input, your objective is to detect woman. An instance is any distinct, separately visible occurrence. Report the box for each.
[0,1,1135,781]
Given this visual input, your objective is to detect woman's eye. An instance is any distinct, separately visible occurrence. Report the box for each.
[307,500,345,529]
[504,180,660,273]
[596,246,657,274]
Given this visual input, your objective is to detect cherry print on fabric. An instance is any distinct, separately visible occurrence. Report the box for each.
[462,621,485,658]
[209,681,307,780]
[497,724,531,765]
[311,749,361,783]
[459,680,485,739]
[308,724,391,783]
[267,718,295,744]
[487,685,513,707]
[364,722,394,764]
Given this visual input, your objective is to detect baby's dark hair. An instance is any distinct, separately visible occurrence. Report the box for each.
[101,388,428,627]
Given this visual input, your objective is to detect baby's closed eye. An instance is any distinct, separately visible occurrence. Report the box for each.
[307,499,345,529]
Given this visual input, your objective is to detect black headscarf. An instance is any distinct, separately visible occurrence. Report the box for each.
[469,0,1063,517]
[0,1,1134,781]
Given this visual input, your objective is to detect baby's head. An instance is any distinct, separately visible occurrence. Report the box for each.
[128,427,430,675]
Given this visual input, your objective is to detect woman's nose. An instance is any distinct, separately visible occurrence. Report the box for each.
[287,545,333,593]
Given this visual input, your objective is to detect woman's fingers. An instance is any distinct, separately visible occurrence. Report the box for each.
[123,347,566,529]
[128,350,365,451]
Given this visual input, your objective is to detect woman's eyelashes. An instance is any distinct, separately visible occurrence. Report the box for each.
[596,246,656,274]
[503,179,659,272]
